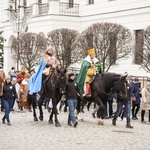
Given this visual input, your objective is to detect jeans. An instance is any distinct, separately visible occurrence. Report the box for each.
[2,99,14,123]
[108,101,113,117]
[114,101,131,119]
[67,99,77,124]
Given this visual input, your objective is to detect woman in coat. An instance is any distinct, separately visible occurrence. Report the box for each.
[140,81,150,123]
[19,73,31,111]
[130,77,141,120]
[2,76,18,125]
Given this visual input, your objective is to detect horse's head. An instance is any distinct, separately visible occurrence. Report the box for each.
[56,68,67,94]
[113,74,129,100]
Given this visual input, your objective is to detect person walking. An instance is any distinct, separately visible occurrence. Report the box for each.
[1,76,18,125]
[112,73,133,128]
[66,73,83,127]
[140,81,150,123]
[130,77,141,120]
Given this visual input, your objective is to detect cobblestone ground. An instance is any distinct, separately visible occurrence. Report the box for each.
[0,105,150,150]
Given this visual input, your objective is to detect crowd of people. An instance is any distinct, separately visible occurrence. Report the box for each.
[0,47,150,129]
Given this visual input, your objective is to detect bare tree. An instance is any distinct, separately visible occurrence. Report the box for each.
[11,32,47,72]
[47,28,81,69]
[135,26,150,73]
[78,22,132,71]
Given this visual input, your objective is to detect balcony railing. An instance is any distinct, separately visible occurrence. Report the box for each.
[24,6,32,17]
[59,2,79,16]
[39,3,49,15]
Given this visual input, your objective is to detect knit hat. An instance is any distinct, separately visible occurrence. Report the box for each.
[5,75,11,80]
[87,48,95,56]
[134,77,139,82]
[46,47,53,52]
[120,72,128,81]
[68,73,75,78]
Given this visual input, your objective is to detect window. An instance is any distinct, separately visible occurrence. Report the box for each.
[134,30,143,64]
[109,32,117,65]
[88,0,94,4]
[23,0,27,6]
[38,0,42,15]
[69,0,74,8]
[38,0,42,3]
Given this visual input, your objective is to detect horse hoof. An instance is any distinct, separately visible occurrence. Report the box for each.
[34,118,38,121]
[79,119,84,122]
[49,120,53,124]
[98,119,104,125]
[55,122,61,127]
[39,116,43,121]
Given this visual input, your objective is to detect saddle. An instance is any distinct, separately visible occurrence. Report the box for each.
[39,71,54,95]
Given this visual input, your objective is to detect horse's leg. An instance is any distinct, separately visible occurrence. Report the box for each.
[49,111,53,124]
[38,96,45,121]
[31,94,38,121]
[103,100,109,119]
[76,95,84,122]
[87,101,92,111]
[94,94,106,125]
[52,97,61,127]
[64,100,68,112]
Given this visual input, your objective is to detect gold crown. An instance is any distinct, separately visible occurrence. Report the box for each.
[87,48,95,56]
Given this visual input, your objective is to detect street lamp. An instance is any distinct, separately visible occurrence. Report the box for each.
[5,0,32,70]
[0,49,4,67]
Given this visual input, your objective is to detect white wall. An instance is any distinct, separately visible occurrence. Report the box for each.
[1,0,150,76]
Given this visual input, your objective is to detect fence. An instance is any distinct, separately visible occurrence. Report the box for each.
[59,2,79,16]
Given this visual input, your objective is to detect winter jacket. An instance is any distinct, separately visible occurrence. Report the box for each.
[130,81,141,105]
[117,81,130,102]
[140,88,150,110]
[2,82,18,100]
[66,78,83,100]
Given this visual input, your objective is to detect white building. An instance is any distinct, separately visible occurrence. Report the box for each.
[0,0,150,77]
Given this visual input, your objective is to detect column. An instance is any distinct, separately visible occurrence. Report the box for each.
[48,0,60,15]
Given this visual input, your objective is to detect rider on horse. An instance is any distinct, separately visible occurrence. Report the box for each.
[42,47,59,77]
[28,47,59,95]
[77,48,102,97]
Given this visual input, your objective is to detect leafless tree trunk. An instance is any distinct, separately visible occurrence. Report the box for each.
[78,22,132,72]
[11,32,46,72]
[47,28,81,69]
[135,26,150,72]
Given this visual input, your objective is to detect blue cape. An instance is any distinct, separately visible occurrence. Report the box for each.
[28,58,46,95]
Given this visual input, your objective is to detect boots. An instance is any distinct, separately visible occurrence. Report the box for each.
[112,116,117,126]
[126,118,133,128]
[85,82,91,96]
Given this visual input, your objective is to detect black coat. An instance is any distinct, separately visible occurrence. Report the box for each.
[117,81,131,102]
[2,82,18,100]
[66,78,82,100]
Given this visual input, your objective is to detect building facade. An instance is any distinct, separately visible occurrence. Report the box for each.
[0,0,150,77]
